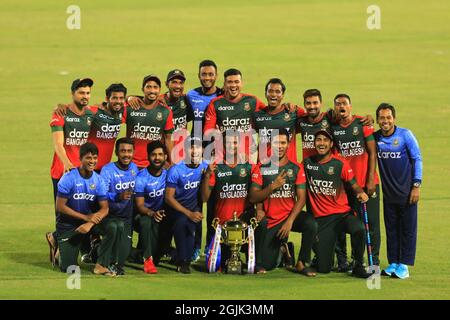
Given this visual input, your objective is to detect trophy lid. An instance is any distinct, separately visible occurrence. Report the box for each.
[223,212,248,230]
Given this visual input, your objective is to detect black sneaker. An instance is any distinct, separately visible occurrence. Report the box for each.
[110,264,125,276]
[351,265,372,279]
[178,261,191,274]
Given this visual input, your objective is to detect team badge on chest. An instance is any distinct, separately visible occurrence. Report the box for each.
[244,102,251,111]
[287,168,294,177]
[89,183,96,190]
[327,166,335,175]
[352,126,359,136]
[393,138,399,146]
[284,113,291,121]
[180,100,186,109]
[156,112,163,121]
[239,168,247,177]
[321,120,329,129]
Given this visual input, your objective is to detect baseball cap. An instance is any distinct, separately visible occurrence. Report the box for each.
[142,74,161,88]
[71,78,94,92]
[314,129,333,140]
[166,69,186,82]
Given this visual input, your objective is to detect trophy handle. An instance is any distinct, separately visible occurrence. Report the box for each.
[211,217,220,230]
[250,217,258,230]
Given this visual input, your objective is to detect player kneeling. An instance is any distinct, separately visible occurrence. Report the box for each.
[249,129,317,276]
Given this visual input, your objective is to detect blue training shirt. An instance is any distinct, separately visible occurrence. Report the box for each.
[135,167,167,211]
[186,87,223,123]
[56,168,107,233]
[100,162,139,223]
[166,160,208,212]
[374,126,423,204]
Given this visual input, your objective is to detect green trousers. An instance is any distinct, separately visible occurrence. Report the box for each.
[134,214,160,261]
[256,213,318,271]
[58,216,123,272]
[315,213,366,273]
[336,185,381,266]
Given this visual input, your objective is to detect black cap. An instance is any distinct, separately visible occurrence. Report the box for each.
[166,69,186,82]
[314,129,333,140]
[71,78,94,92]
[142,75,161,88]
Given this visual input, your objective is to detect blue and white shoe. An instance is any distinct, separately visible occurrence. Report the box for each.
[191,248,201,262]
[381,263,398,276]
[392,263,409,279]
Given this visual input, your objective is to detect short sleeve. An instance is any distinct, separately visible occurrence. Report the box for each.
[297,163,307,188]
[166,166,179,188]
[57,173,72,198]
[96,176,107,201]
[164,107,175,134]
[255,98,266,112]
[134,175,146,196]
[340,159,355,183]
[50,113,64,131]
[363,124,374,138]
[251,164,263,188]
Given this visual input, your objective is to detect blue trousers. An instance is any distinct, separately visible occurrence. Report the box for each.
[173,212,200,264]
[383,201,417,266]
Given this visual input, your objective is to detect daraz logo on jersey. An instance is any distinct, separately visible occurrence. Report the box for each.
[221,117,251,131]
[302,133,315,150]
[193,109,204,119]
[184,180,200,190]
[115,181,135,191]
[338,140,365,157]
[270,183,294,199]
[148,188,164,198]
[131,123,162,140]
[308,177,336,196]
[219,183,247,199]
[378,151,401,159]
[96,123,121,139]
[73,193,95,201]
[66,129,89,146]
[174,115,187,130]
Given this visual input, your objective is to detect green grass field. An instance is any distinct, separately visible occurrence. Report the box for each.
[1,0,449,299]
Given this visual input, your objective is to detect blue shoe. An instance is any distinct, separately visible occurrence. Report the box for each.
[381,263,398,276]
[191,248,201,262]
[392,263,409,279]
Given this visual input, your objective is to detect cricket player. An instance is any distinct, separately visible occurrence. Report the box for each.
[134,140,168,274]
[254,78,305,163]
[249,129,317,276]
[56,143,121,276]
[124,75,174,169]
[52,83,128,172]
[374,103,422,279]
[331,93,381,270]
[47,78,95,266]
[186,59,224,260]
[165,137,208,274]
[299,129,371,278]
[100,137,138,276]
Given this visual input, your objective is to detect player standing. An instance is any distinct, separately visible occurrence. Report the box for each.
[165,137,208,274]
[47,78,95,266]
[134,141,168,274]
[100,137,138,275]
[249,129,317,275]
[331,93,381,270]
[374,103,422,279]
[254,78,305,163]
[124,75,174,169]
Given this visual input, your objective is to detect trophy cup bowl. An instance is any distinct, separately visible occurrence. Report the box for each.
[222,212,249,274]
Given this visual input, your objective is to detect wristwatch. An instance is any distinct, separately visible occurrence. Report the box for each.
[413,182,421,188]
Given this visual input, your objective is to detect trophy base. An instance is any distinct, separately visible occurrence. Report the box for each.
[226,260,242,275]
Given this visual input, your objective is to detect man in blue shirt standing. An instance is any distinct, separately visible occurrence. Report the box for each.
[134,140,168,274]
[100,137,138,275]
[374,103,422,279]
[56,143,120,276]
[165,137,208,274]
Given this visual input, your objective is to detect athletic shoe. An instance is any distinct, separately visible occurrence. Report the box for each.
[143,257,158,274]
[81,254,92,264]
[45,232,58,268]
[381,263,398,276]
[351,265,372,279]
[93,264,116,277]
[177,261,191,274]
[392,264,409,279]
[108,264,125,276]
[191,248,201,262]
